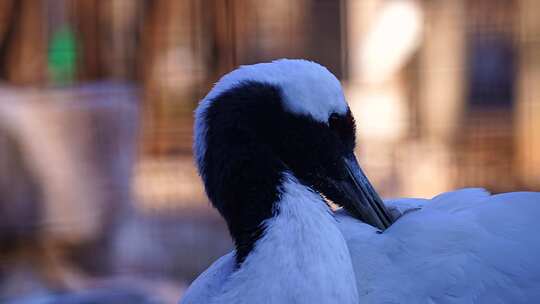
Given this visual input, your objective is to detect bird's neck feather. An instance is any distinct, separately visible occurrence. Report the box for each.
[199,82,292,264]
[210,173,359,304]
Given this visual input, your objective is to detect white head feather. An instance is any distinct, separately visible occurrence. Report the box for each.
[194,59,348,172]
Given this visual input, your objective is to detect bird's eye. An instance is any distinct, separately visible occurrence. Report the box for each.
[329,113,341,128]
[329,111,356,148]
[329,112,354,135]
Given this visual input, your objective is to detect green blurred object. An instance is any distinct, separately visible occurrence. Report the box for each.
[48,25,77,85]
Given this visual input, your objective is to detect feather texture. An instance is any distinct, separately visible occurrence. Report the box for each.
[338,189,540,303]
[181,189,540,303]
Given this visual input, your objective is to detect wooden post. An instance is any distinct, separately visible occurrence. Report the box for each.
[2,0,47,85]
[418,0,466,142]
[516,0,540,188]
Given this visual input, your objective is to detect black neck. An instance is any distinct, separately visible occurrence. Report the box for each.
[199,82,287,264]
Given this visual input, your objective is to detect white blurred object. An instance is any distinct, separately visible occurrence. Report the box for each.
[360,0,423,84]
[346,0,423,142]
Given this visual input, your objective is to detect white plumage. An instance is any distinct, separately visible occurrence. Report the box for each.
[182,59,540,304]
[183,173,358,304]
[183,189,540,303]
[340,189,540,303]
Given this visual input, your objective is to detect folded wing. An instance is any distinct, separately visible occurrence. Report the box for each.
[337,188,540,303]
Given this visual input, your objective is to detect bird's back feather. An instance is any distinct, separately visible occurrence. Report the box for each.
[180,252,235,304]
[181,189,540,303]
[337,189,540,303]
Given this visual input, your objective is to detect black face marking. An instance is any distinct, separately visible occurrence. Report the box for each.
[199,81,355,265]
[329,111,356,150]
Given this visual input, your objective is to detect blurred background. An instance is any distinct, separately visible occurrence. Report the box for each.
[0,0,539,302]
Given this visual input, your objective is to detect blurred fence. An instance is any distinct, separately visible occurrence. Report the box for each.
[1,0,539,202]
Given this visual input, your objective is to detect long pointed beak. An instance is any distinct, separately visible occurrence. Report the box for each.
[341,154,394,230]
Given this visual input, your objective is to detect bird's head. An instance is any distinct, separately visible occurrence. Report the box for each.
[194,59,392,259]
